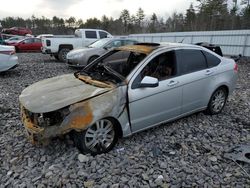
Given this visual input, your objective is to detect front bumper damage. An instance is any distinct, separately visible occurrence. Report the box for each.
[21,105,45,144]
[20,103,94,144]
[19,74,128,145]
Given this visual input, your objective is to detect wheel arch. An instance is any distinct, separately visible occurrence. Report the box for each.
[105,116,123,138]
[213,84,229,97]
[59,44,73,51]
[88,55,99,64]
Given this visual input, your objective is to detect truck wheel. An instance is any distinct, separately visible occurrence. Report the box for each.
[58,48,70,62]
[53,54,59,61]
[72,118,118,155]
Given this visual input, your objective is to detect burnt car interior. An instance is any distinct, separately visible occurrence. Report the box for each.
[131,50,177,89]
[77,50,147,84]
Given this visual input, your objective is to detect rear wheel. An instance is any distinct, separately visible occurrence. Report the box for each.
[72,118,118,155]
[58,48,71,62]
[206,87,228,115]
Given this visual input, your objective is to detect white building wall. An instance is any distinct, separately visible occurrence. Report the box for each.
[129,30,250,56]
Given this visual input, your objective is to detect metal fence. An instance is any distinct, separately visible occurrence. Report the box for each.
[129,30,250,57]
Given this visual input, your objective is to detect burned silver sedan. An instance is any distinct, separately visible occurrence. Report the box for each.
[19,43,238,154]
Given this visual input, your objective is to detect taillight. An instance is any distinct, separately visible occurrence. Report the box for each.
[234,63,238,73]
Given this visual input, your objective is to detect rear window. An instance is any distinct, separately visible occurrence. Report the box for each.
[202,50,221,68]
[176,49,207,75]
[85,31,97,39]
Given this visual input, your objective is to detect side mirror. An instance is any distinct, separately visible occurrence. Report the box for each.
[139,76,159,88]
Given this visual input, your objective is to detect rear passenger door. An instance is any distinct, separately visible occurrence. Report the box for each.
[175,48,212,114]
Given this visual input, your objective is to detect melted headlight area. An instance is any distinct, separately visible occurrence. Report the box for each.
[22,107,70,127]
[21,105,70,144]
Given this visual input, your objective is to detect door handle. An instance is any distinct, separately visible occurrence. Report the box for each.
[168,80,179,86]
[205,70,213,75]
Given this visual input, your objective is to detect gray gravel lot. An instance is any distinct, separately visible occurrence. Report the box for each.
[0,53,250,187]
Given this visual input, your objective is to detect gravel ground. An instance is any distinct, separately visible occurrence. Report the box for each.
[0,53,249,187]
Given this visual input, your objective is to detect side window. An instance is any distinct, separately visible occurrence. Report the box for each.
[202,50,221,68]
[112,40,122,47]
[123,40,136,45]
[34,38,41,43]
[24,38,33,44]
[176,49,207,75]
[85,31,97,39]
[99,31,108,39]
[132,51,176,88]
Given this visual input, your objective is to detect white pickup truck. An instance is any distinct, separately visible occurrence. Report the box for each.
[41,29,112,62]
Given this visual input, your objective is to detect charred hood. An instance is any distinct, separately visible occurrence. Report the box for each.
[19,74,113,113]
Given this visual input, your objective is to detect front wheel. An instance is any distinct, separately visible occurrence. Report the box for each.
[206,87,228,115]
[72,118,118,155]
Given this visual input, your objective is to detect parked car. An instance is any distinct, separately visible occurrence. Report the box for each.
[2,27,32,36]
[4,36,26,45]
[66,38,138,67]
[41,29,112,62]
[0,45,18,72]
[11,38,42,52]
[19,42,238,154]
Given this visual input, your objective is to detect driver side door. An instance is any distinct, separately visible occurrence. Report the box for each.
[128,50,182,133]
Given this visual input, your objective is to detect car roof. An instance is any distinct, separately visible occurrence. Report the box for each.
[115,42,199,55]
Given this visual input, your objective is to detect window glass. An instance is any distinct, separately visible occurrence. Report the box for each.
[145,51,176,80]
[202,50,221,68]
[99,31,108,39]
[34,38,41,43]
[85,31,97,39]
[106,40,122,48]
[89,38,110,48]
[176,49,207,74]
[24,38,33,44]
[136,51,176,83]
[124,40,137,45]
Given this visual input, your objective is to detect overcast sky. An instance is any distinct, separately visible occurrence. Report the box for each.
[0,0,202,20]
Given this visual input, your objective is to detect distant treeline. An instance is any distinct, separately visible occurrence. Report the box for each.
[0,0,249,35]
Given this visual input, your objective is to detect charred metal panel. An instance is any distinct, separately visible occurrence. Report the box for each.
[19,74,112,113]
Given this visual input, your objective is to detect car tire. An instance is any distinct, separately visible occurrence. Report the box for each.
[206,87,228,115]
[87,56,99,64]
[72,118,118,155]
[58,48,71,62]
[15,47,19,53]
